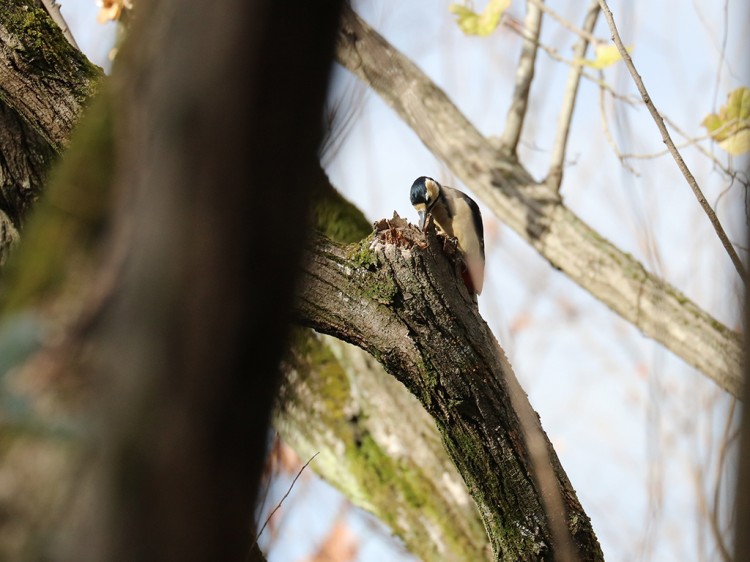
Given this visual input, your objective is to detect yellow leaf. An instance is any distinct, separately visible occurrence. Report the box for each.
[718,128,750,156]
[702,87,750,155]
[578,44,632,69]
[449,0,511,37]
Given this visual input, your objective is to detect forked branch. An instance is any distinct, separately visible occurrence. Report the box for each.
[335,5,743,397]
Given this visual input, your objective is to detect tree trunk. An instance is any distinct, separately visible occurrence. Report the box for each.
[48,0,345,560]
[298,219,604,561]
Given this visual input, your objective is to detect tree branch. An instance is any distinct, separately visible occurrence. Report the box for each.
[335,5,743,398]
[526,0,601,44]
[498,0,543,156]
[276,331,492,562]
[0,102,56,231]
[547,0,600,191]
[39,0,79,50]
[298,221,603,561]
[0,0,101,261]
[596,0,747,283]
[0,1,100,152]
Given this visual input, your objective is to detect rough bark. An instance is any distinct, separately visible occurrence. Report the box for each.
[335,5,742,398]
[0,104,50,238]
[0,0,101,262]
[0,1,99,152]
[273,173,492,561]
[298,219,604,561]
[278,331,492,562]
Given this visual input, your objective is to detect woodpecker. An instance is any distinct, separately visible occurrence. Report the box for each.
[410,176,485,295]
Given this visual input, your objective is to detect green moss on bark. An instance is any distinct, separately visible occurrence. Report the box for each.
[284,329,353,422]
[1,1,101,98]
[281,331,490,562]
[310,168,370,243]
[345,430,486,560]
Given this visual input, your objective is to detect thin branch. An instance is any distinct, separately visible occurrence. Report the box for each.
[500,336,576,562]
[597,82,640,176]
[503,17,638,106]
[498,0,543,155]
[547,0,601,191]
[707,397,737,562]
[597,0,748,284]
[252,451,319,548]
[620,138,712,160]
[661,113,748,188]
[526,0,602,44]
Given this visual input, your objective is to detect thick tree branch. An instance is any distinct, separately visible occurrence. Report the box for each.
[0,0,101,261]
[298,220,603,561]
[0,1,100,152]
[597,0,747,283]
[335,5,742,398]
[54,0,346,559]
[277,331,492,562]
[276,173,491,562]
[0,102,55,229]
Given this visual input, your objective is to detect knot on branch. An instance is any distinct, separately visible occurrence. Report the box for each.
[372,212,421,248]
[372,211,462,261]
[370,212,468,299]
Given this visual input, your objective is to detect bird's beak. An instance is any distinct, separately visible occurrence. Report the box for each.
[418,210,427,232]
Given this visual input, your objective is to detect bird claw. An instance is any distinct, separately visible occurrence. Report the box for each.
[441,236,459,256]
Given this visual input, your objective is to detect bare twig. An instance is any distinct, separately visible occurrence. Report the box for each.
[620,138,711,161]
[661,113,748,188]
[547,0,601,191]
[707,398,737,562]
[498,0,543,155]
[504,18,638,105]
[252,451,319,548]
[597,0,748,283]
[597,82,640,176]
[527,0,602,44]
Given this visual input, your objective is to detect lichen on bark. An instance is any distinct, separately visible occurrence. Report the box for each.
[278,329,492,562]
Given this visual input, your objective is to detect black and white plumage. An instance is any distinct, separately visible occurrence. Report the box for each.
[410,176,485,295]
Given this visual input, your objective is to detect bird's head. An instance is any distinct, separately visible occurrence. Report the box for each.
[410,176,441,231]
